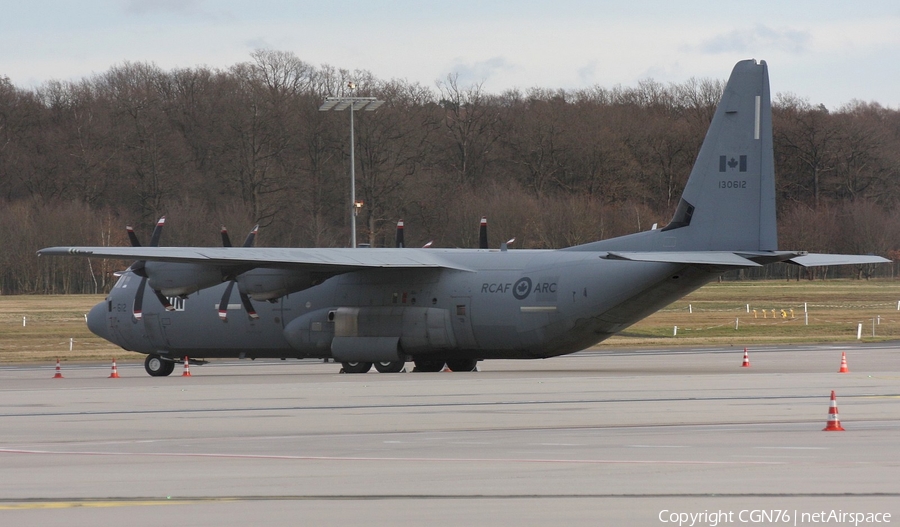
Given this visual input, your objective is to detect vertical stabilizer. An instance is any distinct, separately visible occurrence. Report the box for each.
[666,59,776,251]
[574,59,777,253]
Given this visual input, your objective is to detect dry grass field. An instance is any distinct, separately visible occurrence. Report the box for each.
[0,294,119,364]
[604,279,900,347]
[2,279,900,365]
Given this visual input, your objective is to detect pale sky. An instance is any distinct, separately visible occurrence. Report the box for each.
[2,0,899,110]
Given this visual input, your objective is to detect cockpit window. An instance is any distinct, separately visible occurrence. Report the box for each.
[113,274,132,289]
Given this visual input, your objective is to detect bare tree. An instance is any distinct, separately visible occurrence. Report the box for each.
[774,94,838,209]
[436,74,502,187]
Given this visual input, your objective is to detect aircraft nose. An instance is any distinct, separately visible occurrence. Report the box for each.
[86,301,109,340]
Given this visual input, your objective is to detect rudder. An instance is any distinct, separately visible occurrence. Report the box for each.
[662,59,777,251]
[573,59,778,254]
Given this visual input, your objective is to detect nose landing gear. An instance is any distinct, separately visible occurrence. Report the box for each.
[144,354,176,377]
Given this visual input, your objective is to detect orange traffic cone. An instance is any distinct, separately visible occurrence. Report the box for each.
[109,357,120,378]
[838,352,849,373]
[741,348,750,367]
[182,356,192,377]
[53,358,64,379]
[822,390,845,431]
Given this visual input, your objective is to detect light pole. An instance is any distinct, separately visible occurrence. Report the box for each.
[319,87,384,248]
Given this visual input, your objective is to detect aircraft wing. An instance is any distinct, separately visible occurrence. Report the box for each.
[37,246,475,272]
[604,251,762,267]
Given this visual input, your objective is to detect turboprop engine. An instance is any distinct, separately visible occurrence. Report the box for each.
[144,262,223,297]
[235,268,319,301]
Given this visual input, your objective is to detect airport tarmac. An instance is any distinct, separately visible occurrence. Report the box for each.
[1,344,898,526]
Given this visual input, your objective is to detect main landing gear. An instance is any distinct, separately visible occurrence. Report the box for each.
[339,358,479,374]
[374,361,405,373]
[340,361,407,374]
[340,361,373,374]
[414,358,478,372]
[144,354,176,377]
[445,358,478,372]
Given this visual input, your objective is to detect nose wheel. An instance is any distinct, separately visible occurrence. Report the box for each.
[144,354,176,376]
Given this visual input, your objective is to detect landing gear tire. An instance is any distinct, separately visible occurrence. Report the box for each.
[374,361,405,373]
[413,359,445,372]
[446,358,478,372]
[341,361,372,374]
[145,354,175,377]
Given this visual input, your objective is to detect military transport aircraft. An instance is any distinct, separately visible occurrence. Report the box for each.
[39,60,887,376]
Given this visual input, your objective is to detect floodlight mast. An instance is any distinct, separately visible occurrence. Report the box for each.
[318,89,385,248]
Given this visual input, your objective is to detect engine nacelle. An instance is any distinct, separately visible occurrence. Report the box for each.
[145,262,223,297]
[236,268,315,301]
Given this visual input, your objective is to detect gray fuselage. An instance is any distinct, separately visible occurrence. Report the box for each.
[89,248,718,362]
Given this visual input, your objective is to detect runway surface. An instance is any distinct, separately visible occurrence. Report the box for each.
[1,343,899,526]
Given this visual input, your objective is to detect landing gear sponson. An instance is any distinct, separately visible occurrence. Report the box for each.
[339,358,480,373]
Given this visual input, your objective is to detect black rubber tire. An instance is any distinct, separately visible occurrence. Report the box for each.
[160,359,176,376]
[374,361,406,373]
[145,354,175,377]
[445,358,478,372]
[341,361,372,374]
[413,359,445,372]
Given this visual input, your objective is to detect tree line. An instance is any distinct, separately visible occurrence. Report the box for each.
[1,50,899,294]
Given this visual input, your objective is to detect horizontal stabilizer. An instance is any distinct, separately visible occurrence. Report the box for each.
[788,254,890,267]
[604,251,761,267]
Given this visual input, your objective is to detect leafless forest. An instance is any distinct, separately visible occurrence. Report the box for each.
[2,51,899,294]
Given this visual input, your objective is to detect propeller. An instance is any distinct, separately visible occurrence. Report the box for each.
[220,224,257,249]
[396,219,404,248]
[217,225,260,321]
[479,217,488,249]
[128,217,173,320]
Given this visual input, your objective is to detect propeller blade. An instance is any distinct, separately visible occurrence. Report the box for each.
[218,281,236,320]
[221,226,233,247]
[422,240,433,248]
[153,289,175,311]
[133,277,147,320]
[126,226,141,247]
[239,291,259,320]
[148,216,165,247]
[242,225,259,248]
[479,217,488,249]
[396,219,405,248]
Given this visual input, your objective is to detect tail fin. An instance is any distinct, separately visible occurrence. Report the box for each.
[577,59,777,253]
[667,59,776,251]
